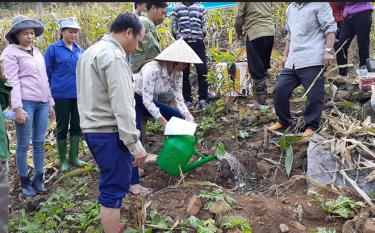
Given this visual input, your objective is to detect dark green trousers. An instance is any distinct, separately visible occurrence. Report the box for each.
[54,99,81,141]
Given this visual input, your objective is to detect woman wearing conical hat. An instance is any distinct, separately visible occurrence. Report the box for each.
[131,38,202,194]
[1,15,55,197]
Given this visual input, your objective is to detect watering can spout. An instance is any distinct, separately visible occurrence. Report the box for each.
[183,153,218,173]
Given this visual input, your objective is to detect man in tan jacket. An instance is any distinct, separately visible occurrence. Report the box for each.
[235,2,275,105]
[76,12,146,233]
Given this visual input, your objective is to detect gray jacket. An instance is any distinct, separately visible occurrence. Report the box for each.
[284,2,337,69]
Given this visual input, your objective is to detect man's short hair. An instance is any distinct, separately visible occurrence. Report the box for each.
[146,2,169,11]
[110,12,143,35]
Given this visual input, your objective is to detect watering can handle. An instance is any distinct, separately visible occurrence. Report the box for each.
[194,132,200,143]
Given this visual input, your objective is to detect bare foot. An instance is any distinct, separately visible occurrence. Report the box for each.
[129,184,153,195]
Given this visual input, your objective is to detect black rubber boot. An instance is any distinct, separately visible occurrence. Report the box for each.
[32,172,47,193]
[20,176,37,197]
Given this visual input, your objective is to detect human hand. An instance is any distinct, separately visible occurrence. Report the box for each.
[133,150,148,167]
[15,108,28,124]
[0,58,4,79]
[158,117,168,128]
[49,107,55,120]
[281,57,288,69]
[323,51,334,67]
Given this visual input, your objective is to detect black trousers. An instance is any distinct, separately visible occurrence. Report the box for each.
[246,36,274,80]
[273,66,325,130]
[54,99,81,141]
[334,10,372,76]
[182,40,208,102]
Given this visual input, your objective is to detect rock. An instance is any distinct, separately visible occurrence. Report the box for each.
[186,195,202,216]
[288,221,306,232]
[279,223,289,233]
[256,161,272,176]
[209,200,231,215]
[358,99,375,122]
[360,219,375,233]
[282,198,290,204]
[227,228,242,233]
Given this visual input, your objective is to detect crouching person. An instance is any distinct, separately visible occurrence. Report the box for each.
[130,38,199,194]
[76,13,147,233]
[267,2,336,137]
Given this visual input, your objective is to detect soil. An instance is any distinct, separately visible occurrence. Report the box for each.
[7,39,372,232]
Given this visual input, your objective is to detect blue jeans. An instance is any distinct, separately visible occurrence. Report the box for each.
[16,100,49,177]
[131,94,184,184]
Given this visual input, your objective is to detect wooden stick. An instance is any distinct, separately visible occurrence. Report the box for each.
[302,39,348,99]
[339,169,375,208]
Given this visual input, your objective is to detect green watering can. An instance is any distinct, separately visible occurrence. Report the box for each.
[156,133,218,176]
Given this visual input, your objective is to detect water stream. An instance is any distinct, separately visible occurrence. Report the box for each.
[217,152,254,192]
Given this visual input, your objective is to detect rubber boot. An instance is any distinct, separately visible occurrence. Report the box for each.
[253,78,268,105]
[57,139,70,172]
[69,136,87,167]
[20,176,36,197]
[32,172,47,193]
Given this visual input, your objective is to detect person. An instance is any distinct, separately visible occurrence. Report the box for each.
[0,57,12,233]
[129,1,167,194]
[1,15,55,197]
[234,2,275,106]
[130,2,168,74]
[267,2,336,137]
[329,2,344,44]
[44,17,86,172]
[76,12,147,233]
[131,39,199,195]
[334,2,373,79]
[170,2,209,107]
[133,2,147,17]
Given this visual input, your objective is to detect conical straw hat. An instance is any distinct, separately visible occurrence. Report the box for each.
[155,38,203,64]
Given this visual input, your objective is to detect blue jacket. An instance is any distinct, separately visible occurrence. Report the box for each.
[44,40,83,99]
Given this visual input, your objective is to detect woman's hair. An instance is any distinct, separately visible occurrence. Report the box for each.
[110,12,143,35]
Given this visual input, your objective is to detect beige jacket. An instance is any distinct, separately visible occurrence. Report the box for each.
[234,2,275,41]
[76,34,144,156]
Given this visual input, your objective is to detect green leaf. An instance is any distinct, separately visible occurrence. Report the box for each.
[214,141,226,158]
[284,145,294,176]
[279,135,303,151]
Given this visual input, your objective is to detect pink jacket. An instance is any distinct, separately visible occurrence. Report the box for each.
[1,44,54,109]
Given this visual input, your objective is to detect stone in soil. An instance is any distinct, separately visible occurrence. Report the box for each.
[360,219,375,233]
[288,220,306,232]
[209,200,231,215]
[186,195,202,216]
[279,223,289,232]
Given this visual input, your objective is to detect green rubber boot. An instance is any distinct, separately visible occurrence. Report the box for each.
[57,139,70,172]
[69,136,87,167]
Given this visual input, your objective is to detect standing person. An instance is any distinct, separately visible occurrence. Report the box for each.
[334,2,373,79]
[234,2,275,106]
[131,2,168,73]
[170,2,209,107]
[267,2,336,137]
[133,2,147,17]
[1,15,55,197]
[330,2,344,43]
[44,17,86,172]
[76,12,147,233]
[130,1,168,194]
[0,58,12,233]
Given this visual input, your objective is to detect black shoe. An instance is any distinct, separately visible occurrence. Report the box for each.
[20,176,37,197]
[32,172,47,193]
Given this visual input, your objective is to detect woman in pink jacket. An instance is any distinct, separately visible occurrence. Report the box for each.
[1,15,55,197]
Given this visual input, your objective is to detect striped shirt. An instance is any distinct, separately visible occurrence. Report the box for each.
[170,2,208,42]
